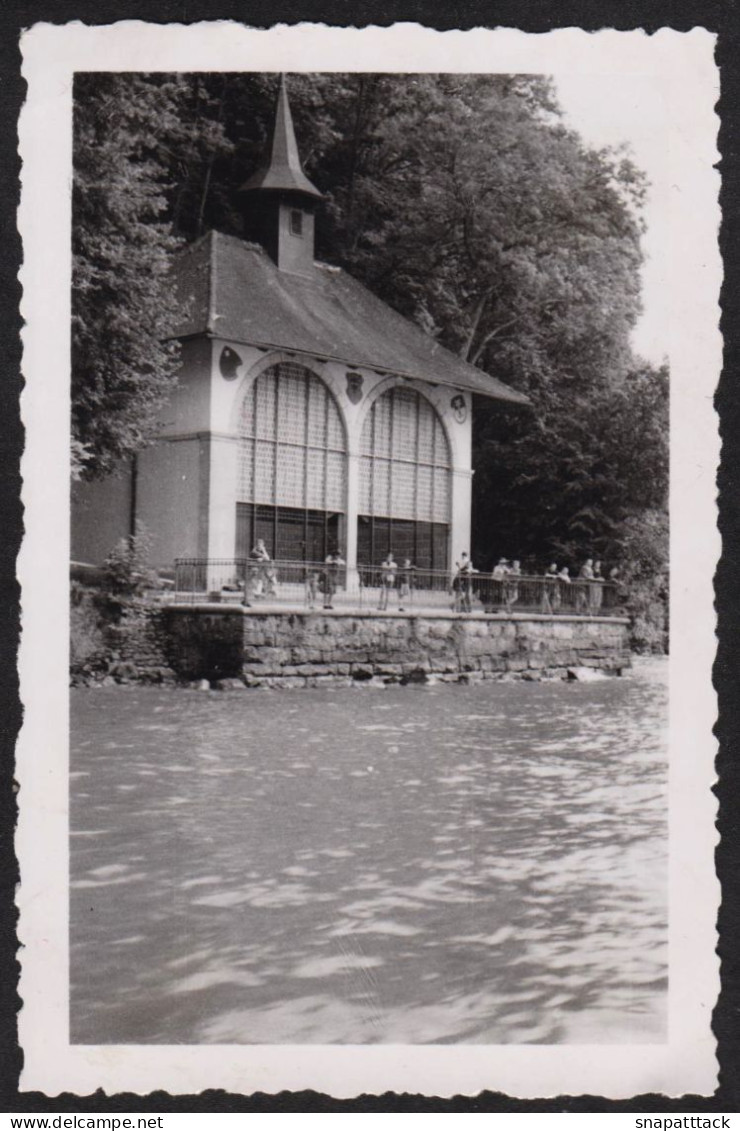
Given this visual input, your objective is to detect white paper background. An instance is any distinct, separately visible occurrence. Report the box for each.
[17,21,720,1098]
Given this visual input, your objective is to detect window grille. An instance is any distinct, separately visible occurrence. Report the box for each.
[237,362,347,560]
[359,387,451,523]
[358,386,451,570]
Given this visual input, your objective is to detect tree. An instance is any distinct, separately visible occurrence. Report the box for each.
[613,507,669,652]
[245,74,656,571]
[472,360,668,567]
[71,73,229,479]
[73,71,665,595]
[299,74,645,389]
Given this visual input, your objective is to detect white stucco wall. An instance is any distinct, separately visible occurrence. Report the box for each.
[160,338,212,436]
[136,438,207,565]
[72,339,214,566]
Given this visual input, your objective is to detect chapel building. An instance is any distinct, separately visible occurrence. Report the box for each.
[71,77,528,575]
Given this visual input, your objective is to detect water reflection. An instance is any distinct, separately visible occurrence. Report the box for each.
[70,659,667,1044]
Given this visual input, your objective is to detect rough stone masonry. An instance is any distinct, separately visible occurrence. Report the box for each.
[93,605,631,689]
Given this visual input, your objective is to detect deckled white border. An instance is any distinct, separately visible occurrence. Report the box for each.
[17,22,720,1098]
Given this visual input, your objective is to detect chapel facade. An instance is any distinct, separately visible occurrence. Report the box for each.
[71,77,527,574]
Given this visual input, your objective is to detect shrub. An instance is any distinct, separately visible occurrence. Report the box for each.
[615,509,669,653]
[102,523,157,599]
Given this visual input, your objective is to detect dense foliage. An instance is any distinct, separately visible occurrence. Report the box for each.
[73,71,668,637]
[72,74,231,478]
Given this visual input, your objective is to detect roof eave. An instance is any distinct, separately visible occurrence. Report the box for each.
[238,174,325,201]
[167,325,529,405]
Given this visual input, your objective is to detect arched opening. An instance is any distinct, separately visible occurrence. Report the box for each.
[236,361,347,561]
[358,386,451,571]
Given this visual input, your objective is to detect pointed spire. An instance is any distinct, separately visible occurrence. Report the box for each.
[240,74,323,200]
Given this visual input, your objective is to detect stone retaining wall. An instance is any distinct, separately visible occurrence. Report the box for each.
[71,601,630,688]
[237,610,630,687]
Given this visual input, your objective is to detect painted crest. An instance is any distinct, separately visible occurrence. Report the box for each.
[346,371,364,404]
[219,346,242,380]
[451,394,467,424]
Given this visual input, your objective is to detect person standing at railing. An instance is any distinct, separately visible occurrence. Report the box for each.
[398,558,415,612]
[322,553,338,610]
[541,563,559,613]
[504,559,521,609]
[242,539,269,606]
[557,565,571,609]
[247,539,271,599]
[488,557,509,612]
[378,552,398,611]
[590,559,604,612]
[305,566,320,610]
[457,552,475,613]
[577,558,594,612]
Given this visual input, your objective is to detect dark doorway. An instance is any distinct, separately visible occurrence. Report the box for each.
[356,516,448,571]
[236,503,342,562]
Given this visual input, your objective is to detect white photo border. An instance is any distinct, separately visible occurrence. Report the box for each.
[17,21,721,1097]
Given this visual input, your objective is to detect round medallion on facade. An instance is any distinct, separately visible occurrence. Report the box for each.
[219,346,243,379]
[346,371,364,404]
[451,394,467,423]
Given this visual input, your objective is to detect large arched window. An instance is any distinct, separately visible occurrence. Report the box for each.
[358,386,451,571]
[236,361,346,561]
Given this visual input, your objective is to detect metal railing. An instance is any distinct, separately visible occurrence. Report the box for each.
[172,558,349,608]
[357,567,620,615]
[166,559,623,616]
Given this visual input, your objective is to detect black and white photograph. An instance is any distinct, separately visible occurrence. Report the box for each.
[16,22,719,1098]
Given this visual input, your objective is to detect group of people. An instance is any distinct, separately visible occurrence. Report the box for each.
[368,550,611,615]
[376,555,416,611]
[490,556,618,614]
[243,541,347,610]
[449,554,620,614]
[240,541,617,615]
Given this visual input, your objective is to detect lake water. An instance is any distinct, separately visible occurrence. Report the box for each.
[70,658,668,1045]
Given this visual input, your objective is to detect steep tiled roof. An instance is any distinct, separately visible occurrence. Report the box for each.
[171,230,529,405]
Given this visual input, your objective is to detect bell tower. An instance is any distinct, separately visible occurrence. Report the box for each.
[239,75,324,276]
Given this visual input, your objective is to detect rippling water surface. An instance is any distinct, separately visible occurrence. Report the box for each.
[70,659,667,1044]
